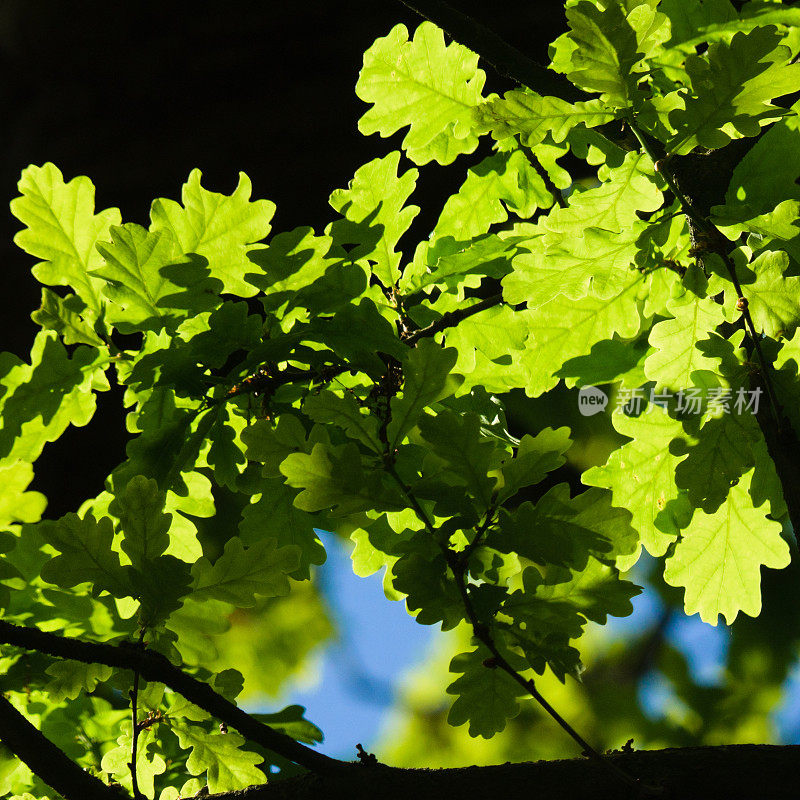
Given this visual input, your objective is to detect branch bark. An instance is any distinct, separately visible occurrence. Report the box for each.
[180,744,800,800]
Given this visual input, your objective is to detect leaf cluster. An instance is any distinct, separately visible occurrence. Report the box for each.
[3,1,800,797]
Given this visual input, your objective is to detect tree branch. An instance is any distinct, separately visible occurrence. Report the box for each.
[0,693,127,800]
[180,745,800,800]
[0,620,350,777]
[393,0,584,101]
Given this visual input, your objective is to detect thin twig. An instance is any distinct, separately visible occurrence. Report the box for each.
[128,628,147,800]
[403,293,503,345]
[458,504,498,564]
[445,557,647,793]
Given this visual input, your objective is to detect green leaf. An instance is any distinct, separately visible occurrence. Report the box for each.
[583,407,690,570]
[101,724,167,798]
[674,407,761,514]
[110,475,171,570]
[474,90,614,147]
[519,273,644,396]
[432,151,552,243]
[308,297,407,374]
[244,227,334,294]
[206,406,247,490]
[172,721,265,793]
[403,234,517,294]
[185,301,264,371]
[556,335,650,391]
[0,332,104,463]
[496,427,572,504]
[713,200,800,264]
[388,340,463,447]
[327,152,418,287]
[658,0,737,50]
[44,660,113,703]
[499,572,587,679]
[37,513,130,597]
[491,484,638,570]
[504,226,644,309]
[356,22,485,165]
[303,390,383,453]
[131,554,193,627]
[722,99,800,214]
[349,511,418,578]
[503,560,640,672]
[280,442,406,515]
[417,409,498,509]
[664,469,791,625]
[112,390,210,495]
[190,536,300,607]
[564,1,667,108]
[249,705,323,745]
[668,26,800,154]
[446,645,527,738]
[94,223,220,333]
[150,169,275,297]
[0,462,47,528]
[722,249,800,339]
[241,414,308,475]
[245,228,369,320]
[391,541,464,629]
[532,558,641,624]
[212,669,245,701]
[542,151,663,236]
[644,293,728,389]
[10,162,121,319]
[31,289,105,347]
[445,303,530,394]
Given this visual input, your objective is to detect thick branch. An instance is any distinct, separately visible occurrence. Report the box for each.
[0,694,126,800]
[0,620,349,777]
[191,745,800,800]
[394,0,584,101]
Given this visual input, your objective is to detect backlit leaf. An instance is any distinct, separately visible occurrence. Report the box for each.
[356,22,485,164]
[664,470,791,624]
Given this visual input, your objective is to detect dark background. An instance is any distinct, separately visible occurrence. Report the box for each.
[0,0,569,514]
